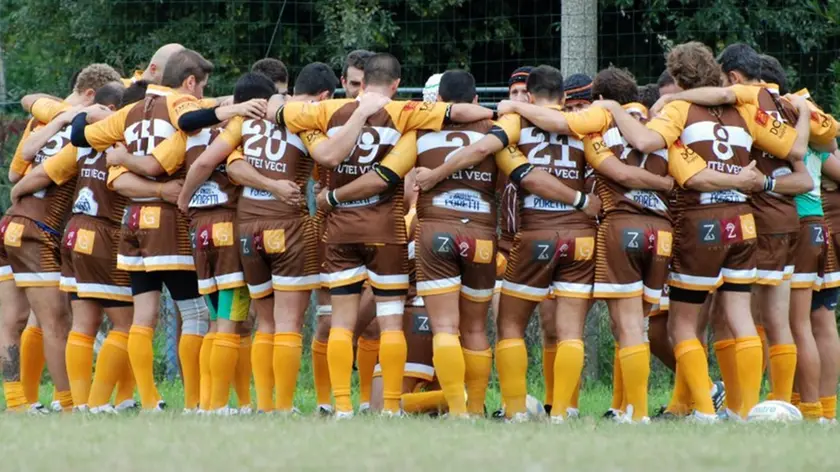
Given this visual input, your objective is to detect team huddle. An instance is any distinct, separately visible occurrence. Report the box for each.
[2,39,840,424]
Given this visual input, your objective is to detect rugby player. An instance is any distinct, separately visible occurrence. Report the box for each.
[120,43,185,86]
[3,64,122,412]
[251,58,289,94]
[269,53,496,417]
[341,50,375,99]
[594,42,811,421]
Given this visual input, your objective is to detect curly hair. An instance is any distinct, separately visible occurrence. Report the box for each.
[74,63,122,93]
[592,66,638,105]
[666,42,722,90]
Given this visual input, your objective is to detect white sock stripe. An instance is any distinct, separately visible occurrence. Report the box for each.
[376,300,404,317]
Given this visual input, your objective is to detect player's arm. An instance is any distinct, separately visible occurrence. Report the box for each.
[307,93,391,168]
[496,100,572,134]
[9,120,35,183]
[21,94,62,114]
[767,159,814,195]
[70,105,129,151]
[414,134,504,191]
[109,170,182,203]
[599,100,671,154]
[320,131,418,211]
[107,131,188,177]
[652,87,738,114]
[11,144,79,204]
[177,138,235,213]
[21,108,80,161]
[584,134,673,191]
[820,151,840,184]
[496,146,600,216]
[745,97,810,162]
[177,99,267,133]
[226,152,302,206]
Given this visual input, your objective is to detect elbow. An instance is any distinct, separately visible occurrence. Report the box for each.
[788,144,806,162]
[636,137,661,155]
[8,171,21,184]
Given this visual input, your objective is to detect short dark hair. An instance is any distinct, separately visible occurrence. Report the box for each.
[363,53,401,86]
[120,81,149,108]
[656,70,675,88]
[759,54,788,95]
[69,68,83,94]
[294,62,339,97]
[251,58,289,84]
[666,42,722,90]
[592,67,638,105]
[343,49,375,78]
[439,70,476,104]
[161,49,214,89]
[717,43,762,80]
[233,73,276,104]
[637,84,660,110]
[94,82,125,108]
[526,65,564,101]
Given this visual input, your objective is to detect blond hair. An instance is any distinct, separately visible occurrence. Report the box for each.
[74,64,122,93]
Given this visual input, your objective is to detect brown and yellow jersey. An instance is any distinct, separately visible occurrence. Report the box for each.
[222,116,325,220]
[648,100,798,212]
[583,103,671,221]
[277,98,448,244]
[415,119,499,227]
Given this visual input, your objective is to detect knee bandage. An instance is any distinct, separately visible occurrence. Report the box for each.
[177,297,210,336]
[376,301,404,318]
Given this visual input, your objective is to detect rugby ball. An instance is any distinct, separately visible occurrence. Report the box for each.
[526,394,546,418]
[746,400,803,423]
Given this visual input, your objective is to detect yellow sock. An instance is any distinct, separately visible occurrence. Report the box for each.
[273,332,303,412]
[820,396,836,420]
[791,392,801,408]
[756,325,768,373]
[735,336,762,418]
[235,335,252,408]
[327,328,354,413]
[552,339,585,419]
[356,337,379,406]
[379,330,408,413]
[401,390,446,414]
[3,381,27,409]
[768,344,796,403]
[115,355,137,405]
[611,342,623,411]
[20,326,44,404]
[89,331,129,408]
[55,390,73,411]
[713,339,739,413]
[571,377,581,409]
[251,332,274,412]
[199,332,216,411]
[619,343,650,420]
[209,333,239,410]
[432,333,466,415]
[674,339,715,415]
[463,348,492,415]
[496,338,528,417]
[179,334,203,410]
[65,331,94,407]
[543,345,557,407]
[800,401,823,421]
[127,326,160,409]
[311,339,332,407]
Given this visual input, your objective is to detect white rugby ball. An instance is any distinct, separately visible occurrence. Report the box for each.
[526,394,546,418]
[747,400,803,423]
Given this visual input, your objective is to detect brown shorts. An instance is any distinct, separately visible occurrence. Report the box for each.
[190,210,245,295]
[593,214,672,304]
[118,203,194,272]
[415,220,496,303]
[60,215,132,302]
[649,283,670,317]
[238,216,319,298]
[755,231,798,286]
[501,226,596,302]
[791,216,836,290]
[669,205,757,292]
[0,216,15,282]
[322,243,408,292]
[3,216,61,287]
[374,303,434,382]
[313,210,329,288]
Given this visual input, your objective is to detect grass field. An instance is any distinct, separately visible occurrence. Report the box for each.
[3,382,840,471]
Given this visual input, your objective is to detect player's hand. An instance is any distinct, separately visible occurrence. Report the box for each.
[591,99,621,113]
[55,105,84,125]
[217,96,234,107]
[161,180,184,205]
[176,188,192,214]
[649,95,673,116]
[235,99,268,119]
[582,192,601,218]
[84,104,113,123]
[357,92,390,117]
[270,180,302,206]
[735,160,760,192]
[316,187,332,213]
[496,100,518,116]
[105,142,131,167]
[312,181,323,196]
[414,167,442,192]
[10,185,22,206]
[785,93,811,114]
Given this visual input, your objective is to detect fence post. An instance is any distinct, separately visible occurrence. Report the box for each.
[162,291,180,381]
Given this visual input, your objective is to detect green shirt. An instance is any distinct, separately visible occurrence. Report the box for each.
[794,148,829,218]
